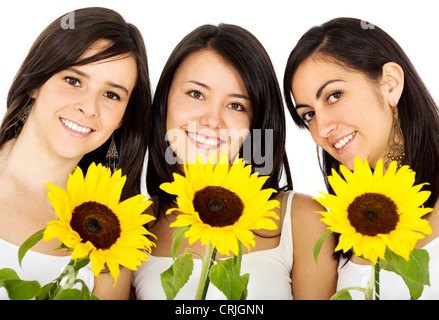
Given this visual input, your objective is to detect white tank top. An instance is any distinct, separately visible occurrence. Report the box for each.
[0,238,94,300]
[133,191,295,300]
[337,236,439,299]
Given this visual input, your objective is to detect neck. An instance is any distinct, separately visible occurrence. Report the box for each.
[0,136,80,191]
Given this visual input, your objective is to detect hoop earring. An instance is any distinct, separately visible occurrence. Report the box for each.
[106,134,119,172]
[384,107,405,170]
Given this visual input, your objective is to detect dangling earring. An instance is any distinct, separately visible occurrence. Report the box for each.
[106,134,119,172]
[385,107,405,170]
[8,103,32,137]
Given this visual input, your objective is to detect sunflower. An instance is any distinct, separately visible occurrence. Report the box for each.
[43,163,156,284]
[315,156,432,264]
[160,152,279,256]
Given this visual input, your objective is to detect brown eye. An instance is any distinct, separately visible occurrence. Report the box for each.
[188,90,204,100]
[104,91,121,101]
[302,110,315,122]
[328,91,342,104]
[228,102,245,112]
[65,77,80,87]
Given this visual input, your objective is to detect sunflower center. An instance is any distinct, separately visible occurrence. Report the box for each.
[70,201,121,250]
[347,192,399,237]
[193,186,244,227]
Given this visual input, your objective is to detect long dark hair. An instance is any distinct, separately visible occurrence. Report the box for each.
[1,7,152,200]
[147,23,292,219]
[283,17,439,210]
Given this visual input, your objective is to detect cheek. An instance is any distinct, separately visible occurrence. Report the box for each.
[166,100,196,131]
[307,126,324,146]
[104,108,127,132]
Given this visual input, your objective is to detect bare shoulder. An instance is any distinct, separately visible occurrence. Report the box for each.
[291,192,326,220]
[290,192,328,238]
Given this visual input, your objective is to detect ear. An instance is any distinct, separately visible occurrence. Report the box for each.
[380,62,404,107]
[29,88,38,99]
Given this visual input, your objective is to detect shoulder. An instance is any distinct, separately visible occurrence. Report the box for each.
[290,192,326,217]
[290,192,328,234]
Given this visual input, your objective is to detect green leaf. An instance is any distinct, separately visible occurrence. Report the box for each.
[54,288,83,300]
[18,228,45,268]
[0,268,41,300]
[160,249,194,300]
[37,283,61,300]
[0,268,19,280]
[330,289,353,300]
[312,230,332,265]
[382,247,430,300]
[171,226,190,259]
[69,258,91,274]
[74,279,99,300]
[52,280,98,300]
[209,257,249,300]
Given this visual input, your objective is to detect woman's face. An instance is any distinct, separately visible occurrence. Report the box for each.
[28,39,137,162]
[166,49,253,165]
[291,57,394,170]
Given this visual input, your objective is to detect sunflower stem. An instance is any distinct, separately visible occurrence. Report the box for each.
[43,259,76,300]
[365,263,375,300]
[375,259,380,300]
[195,242,216,300]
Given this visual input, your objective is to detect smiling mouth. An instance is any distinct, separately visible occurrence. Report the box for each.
[334,131,356,150]
[187,132,224,148]
[60,118,93,134]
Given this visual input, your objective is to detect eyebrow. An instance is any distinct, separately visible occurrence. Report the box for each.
[188,80,250,101]
[66,67,129,95]
[295,79,344,109]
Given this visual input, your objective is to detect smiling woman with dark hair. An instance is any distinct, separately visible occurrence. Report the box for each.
[283,17,439,299]
[133,23,338,300]
[0,7,151,299]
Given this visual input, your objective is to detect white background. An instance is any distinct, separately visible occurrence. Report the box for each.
[1,0,437,197]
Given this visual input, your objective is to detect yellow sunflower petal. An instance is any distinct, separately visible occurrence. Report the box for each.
[43,163,156,285]
[45,183,71,222]
[320,156,432,263]
[71,242,93,259]
[90,249,106,276]
[160,152,280,257]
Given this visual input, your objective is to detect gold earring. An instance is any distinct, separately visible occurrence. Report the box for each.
[385,107,405,170]
[106,134,119,172]
[7,103,32,136]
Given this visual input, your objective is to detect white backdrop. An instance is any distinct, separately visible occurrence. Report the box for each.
[1,0,437,197]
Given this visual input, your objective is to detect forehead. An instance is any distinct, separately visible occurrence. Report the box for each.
[291,56,370,98]
[173,49,248,94]
[176,49,233,77]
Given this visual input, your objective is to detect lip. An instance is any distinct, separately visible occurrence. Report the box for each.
[186,131,225,150]
[329,131,356,154]
[60,117,95,137]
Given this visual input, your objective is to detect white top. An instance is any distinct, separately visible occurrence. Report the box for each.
[0,238,95,300]
[133,191,295,300]
[337,236,439,299]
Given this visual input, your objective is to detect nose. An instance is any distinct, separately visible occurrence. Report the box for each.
[315,109,338,139]
[198,102,224,129]
[74,93,98,117]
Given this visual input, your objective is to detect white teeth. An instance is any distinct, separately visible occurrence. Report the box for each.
[188,132,220,146]
[61,118,92,134]
[334,132,356,149]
